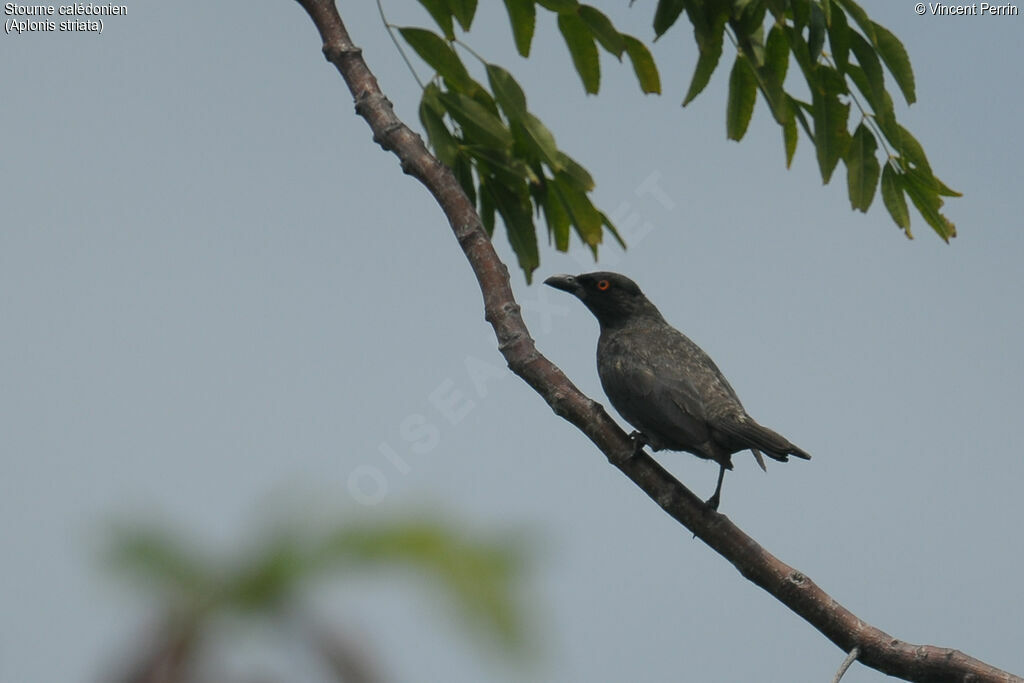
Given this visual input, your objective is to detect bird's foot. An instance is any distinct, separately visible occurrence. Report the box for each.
[703,492,721,512]
[628,431,648,458]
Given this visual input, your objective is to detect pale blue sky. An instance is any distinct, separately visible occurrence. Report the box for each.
[2,3,1022,682]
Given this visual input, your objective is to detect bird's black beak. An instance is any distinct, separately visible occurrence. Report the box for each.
[544,274,582,295]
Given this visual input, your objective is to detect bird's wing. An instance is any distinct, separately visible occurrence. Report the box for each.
[600,357,711,451]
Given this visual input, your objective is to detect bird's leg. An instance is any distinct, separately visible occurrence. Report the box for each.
[705,464,726,511]
[628,431,649,458]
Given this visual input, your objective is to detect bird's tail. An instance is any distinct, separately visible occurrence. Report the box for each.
[717,418,811,464]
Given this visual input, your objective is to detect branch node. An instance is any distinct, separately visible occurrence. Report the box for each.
[502,301,522,316]
[497,332,523,351]
[787,570,806,585]
[323,44,362,63]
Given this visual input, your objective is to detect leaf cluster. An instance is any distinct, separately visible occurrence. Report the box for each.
[666,0,958,240]
[108,517,530,651]
[397,0,958,279]
[401,0,661,282]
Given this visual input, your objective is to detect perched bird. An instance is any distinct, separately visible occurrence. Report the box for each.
[545,271,810,510]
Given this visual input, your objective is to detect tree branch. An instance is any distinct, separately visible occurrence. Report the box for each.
[290,2,1022,681]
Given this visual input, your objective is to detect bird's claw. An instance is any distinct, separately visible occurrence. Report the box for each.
[703,493,721,512]
[628,431,648,458]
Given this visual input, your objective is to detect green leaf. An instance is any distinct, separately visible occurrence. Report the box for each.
[653,0,685,38]
[790,0,810,30]
[440,92,514,149]
[844,123,879,212]
[872,21,916,104]
[847,30,892,127]
[486,63,528,121]
[540,182,572,250]
[760,24,789,122]
[448,0,478,31]
[417,0,455,40]
[453,153,477,207]
[827,4,849,72]
[733,0,767,37]
[536,0,578,11]
[833,0,875,42]
[601,211,627,249]
[821,0,832,26]
[811,68,850,183]
[553,171,602,247]
[903,167,956,241]
[890,123,932,175]
[682,11,727,105]
[783,24,813,79]
[467,145,534,188]
[880,163,910,235]
[556,152,595,191]
[502,0,536,56]
[558,13,601,93]
[726,55,757,141]
[579,5,625,57]
[479,177,496,236]
[623,36,661,94]
[808,3,826,63]
[398,28,474,92]
[789,95,814,137]
[783,113,798,168]
[489,181,540,280]
[419,100,459,166]
[517,113,563,171]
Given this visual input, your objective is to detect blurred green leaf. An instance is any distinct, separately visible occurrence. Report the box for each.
[108,528,214,600]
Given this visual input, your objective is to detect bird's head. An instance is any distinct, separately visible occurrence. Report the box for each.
[544,271,662,328]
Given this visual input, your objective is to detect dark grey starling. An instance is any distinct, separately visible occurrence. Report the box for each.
[545,271,810,510]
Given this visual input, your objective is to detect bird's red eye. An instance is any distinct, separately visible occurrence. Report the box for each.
[597,280,610,291]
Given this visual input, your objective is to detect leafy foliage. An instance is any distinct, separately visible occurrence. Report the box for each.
[108,517,530,650]
[393,0,958,279]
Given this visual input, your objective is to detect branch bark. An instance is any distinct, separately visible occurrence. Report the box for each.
[291,2,1022,681]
